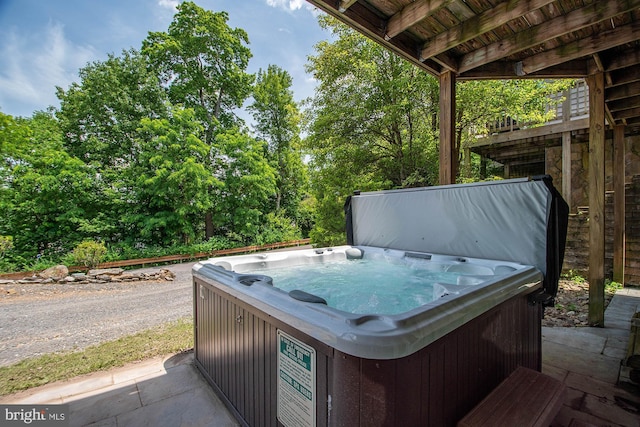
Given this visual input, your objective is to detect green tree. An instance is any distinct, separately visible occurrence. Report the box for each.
[305,17,439,190]
[142,2,254,239]
[57,49,169,167]
[142,1,254,143]
[131,106,218,245]
[248,65,307,217]
[210,129,276,243]
[304,17,439,244]
[56,49,171,242]
[1,111,99,260]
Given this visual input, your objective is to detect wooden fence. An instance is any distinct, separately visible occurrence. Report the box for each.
[0,238,312,279]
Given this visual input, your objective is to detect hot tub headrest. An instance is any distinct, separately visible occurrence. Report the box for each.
[345,176,568,301]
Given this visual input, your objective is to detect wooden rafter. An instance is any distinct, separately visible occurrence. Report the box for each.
[518,20,640,75]
[616,106,640,120]
[338,0,358,13]
[609,68,640,87]
[607,81,640,101]
[385,0,453,40]
[459,60,590,79]
[608,95,640,112]
[458,0,640,74]
[420,0,555,62]
[606,47,640,71]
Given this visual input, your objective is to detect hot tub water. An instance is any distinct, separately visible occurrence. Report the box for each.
[255,256,461,315]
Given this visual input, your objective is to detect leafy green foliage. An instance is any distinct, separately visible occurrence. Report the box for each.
[130,106,218,245]
[249,65,307,218]
[456,79,574,178]
[304,16,439,243]
[254,212,302,246]
[57,49,169,167]
[0,236,13,260]
[72,241,107,268]
[210,129,277,243]
[2,111,100,259]
[142,1,253,142]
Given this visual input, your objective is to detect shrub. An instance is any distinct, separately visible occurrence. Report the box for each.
[255,213,302,246]
[0,236,13,259]
[72,241,107,268]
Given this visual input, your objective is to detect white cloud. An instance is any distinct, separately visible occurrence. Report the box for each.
[0,22,96,116]
[265,0,306,11]
[158,0,180,10]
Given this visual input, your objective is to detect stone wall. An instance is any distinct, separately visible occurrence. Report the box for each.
[546,134,640,211]
[562,175,640,286]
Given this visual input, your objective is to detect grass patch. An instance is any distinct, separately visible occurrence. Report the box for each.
[0,317,193,396]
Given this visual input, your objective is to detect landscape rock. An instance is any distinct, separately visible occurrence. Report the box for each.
[158,268,175,281]
[39,265,69,280]
[88,268,124,276]
[0,266,182,293]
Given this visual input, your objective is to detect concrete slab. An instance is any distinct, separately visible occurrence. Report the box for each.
[136,363,203,406]
[116,386,238,427]
[66,381,142,427]
[542,327,607,353]
[543,339,621,384]
[581,393,639,427]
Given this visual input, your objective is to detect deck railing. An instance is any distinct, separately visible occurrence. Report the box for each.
[486,80,589,135]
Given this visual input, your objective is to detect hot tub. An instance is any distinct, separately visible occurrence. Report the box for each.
[193,177,568,427]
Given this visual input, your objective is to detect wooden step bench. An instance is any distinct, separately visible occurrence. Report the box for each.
[618,306,640,385]
[458,366,566,427]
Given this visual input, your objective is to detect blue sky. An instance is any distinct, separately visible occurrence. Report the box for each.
[0,0,329,118]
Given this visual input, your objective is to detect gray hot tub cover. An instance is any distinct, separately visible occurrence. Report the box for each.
[344,176,568,303]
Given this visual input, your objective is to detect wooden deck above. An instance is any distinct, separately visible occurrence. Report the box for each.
[306,0,640,132]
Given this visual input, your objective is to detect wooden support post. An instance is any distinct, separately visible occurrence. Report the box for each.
[587,73,605,327]
[562,132,572,211]
[613,125,626,284]
[561,91,572,211]
[464,147,472,179]
[439,71,456,185]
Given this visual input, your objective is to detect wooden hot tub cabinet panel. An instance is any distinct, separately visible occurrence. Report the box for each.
[194,276,542,427]
[328,293,542,426]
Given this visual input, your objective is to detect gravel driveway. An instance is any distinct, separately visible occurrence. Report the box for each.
[0,262,197,367]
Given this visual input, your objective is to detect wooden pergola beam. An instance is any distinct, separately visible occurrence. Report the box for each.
[338,0,358,12]
[420,0,555,61]
[587,72,605,327]
[519,20,640,76]
[385,0,453,40]
[459,0,640,74]
[459,60,589,79]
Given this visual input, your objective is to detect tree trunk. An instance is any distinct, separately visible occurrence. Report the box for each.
[205,211,214,240]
